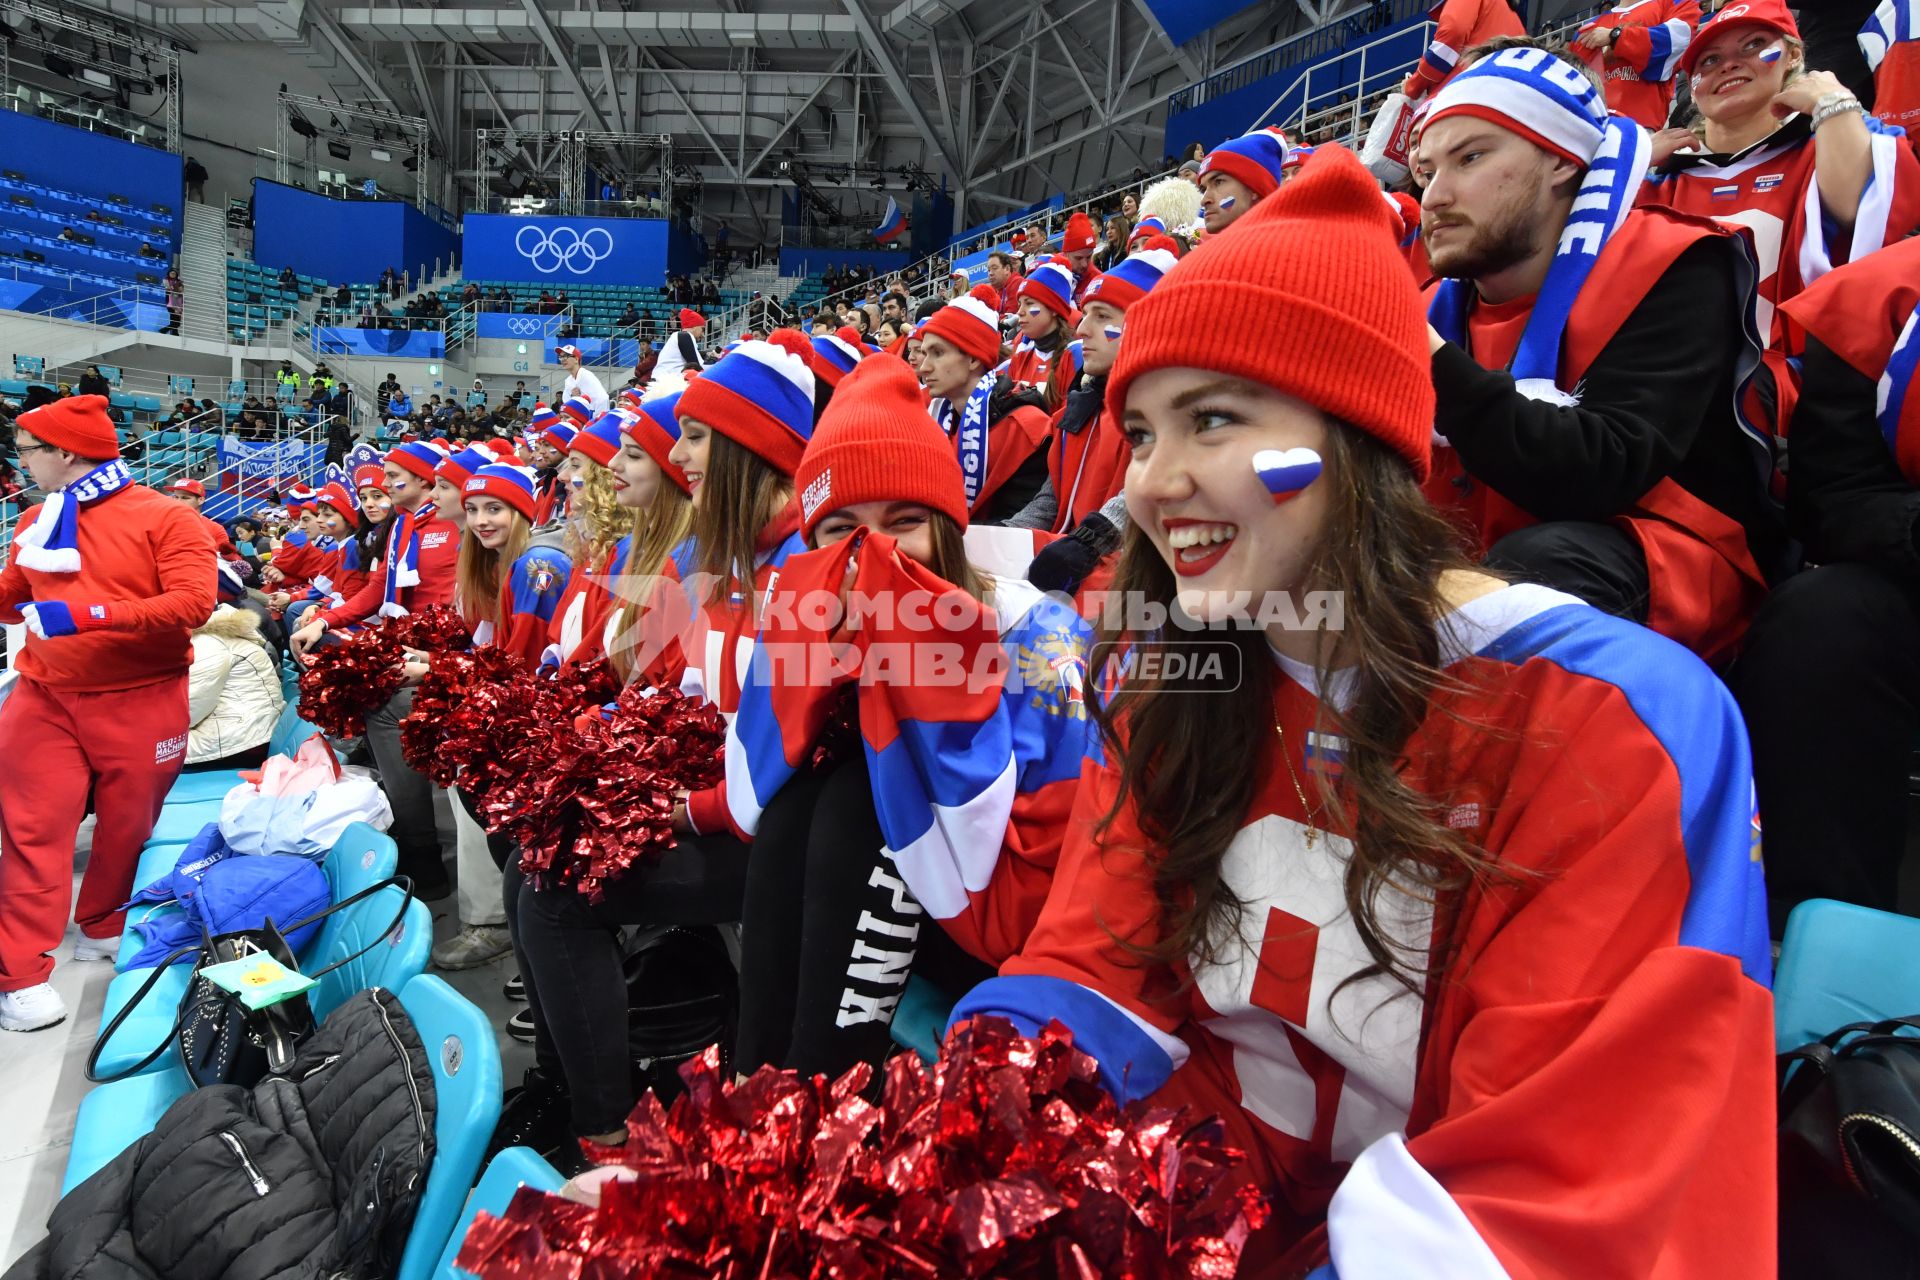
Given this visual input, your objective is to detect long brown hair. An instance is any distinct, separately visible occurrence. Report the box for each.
[689,428,793,605]
[454,510,532,629]
[1092,421,1503,1002]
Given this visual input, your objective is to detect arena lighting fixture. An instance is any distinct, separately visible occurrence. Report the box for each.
[326,139,351,161]
[370,146,392,162]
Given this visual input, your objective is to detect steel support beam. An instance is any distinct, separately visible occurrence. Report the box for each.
[745,49,859,178]
[640,50,739,178]
[838,0,962,175]
[1125,0,1204,82]
[519,0,612,133]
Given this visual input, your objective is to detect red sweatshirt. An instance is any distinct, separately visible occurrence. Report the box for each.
[0,484,217,691]
[316,506,459,628]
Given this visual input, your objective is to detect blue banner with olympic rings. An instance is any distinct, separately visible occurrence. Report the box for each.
[462,213,671,286]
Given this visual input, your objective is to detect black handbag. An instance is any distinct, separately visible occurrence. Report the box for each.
[624,924,737,1103]
[1779,1015,1920,1278]
[88,875,413,1087]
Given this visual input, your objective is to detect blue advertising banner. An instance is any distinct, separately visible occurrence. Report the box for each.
[314,327,446,359]
[206,436,329,522]
[463,214,670,286]
[950,248,995,286]
[476,312,567,341]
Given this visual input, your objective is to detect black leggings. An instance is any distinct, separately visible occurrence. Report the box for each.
[501,826,749,1135]
[1734,563,1920,933]
[734,752,992,1078]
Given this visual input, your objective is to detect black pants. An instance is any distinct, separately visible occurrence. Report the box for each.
[1735,563,1920,933]
[502,827,749,1135]
[734,753,992,1078]
[1484,521,1650,623]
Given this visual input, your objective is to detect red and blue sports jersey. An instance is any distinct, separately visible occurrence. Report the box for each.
[1002,334,1082,401]
[1862,0,1920,153]
[723,532,1097,964]
[302,537,370,610]
[549,535,629,669]
[1574,1,1701,129]
[1643,117,1920,369]
[952,583,1775,1277]
[471,543,573,669]
[1404,0,1527,98]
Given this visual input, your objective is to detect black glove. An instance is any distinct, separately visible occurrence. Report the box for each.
[1028,513,1117,595]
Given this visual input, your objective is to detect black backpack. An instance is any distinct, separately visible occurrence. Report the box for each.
[1779,1016,1920,1278]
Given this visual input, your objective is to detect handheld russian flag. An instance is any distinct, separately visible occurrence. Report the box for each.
[874,195,907,244]
[1252,447,1322,503]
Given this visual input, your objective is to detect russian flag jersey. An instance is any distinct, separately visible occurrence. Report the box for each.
[952,584,1775,1276]
[724,532,1098,964]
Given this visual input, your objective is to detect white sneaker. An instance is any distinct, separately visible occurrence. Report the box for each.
[74,934,118,962]
[0,983,68,1032]
[432,924,512,971]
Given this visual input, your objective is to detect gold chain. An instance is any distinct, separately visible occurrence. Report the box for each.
[1274,720,1318,848]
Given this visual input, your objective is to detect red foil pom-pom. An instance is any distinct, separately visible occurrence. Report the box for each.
[296,604,478,739]
[454,1018,1268,1279]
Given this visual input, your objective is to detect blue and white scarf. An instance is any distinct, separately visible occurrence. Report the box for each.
[1429,116,1651,406]
[1425,47,1652,409]
[15,457,133,573]
[930,370,997,508]
[380,500,435,618]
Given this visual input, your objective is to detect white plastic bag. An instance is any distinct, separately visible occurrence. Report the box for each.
[1362,92,1417,186]
[219,738,392,859]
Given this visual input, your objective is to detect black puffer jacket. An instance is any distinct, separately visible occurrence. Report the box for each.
[8,987,438,1280]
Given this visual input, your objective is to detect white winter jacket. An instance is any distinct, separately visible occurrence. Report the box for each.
[187,607,286,764]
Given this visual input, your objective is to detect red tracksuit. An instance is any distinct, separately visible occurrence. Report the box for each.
[0,483,216,989]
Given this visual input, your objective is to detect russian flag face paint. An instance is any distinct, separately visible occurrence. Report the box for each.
[1756,40,1784,65]
[1252,447,1323,503]
[1102,325,1124,342]
[1218,196,1237,211]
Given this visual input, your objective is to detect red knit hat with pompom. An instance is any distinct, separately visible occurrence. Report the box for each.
[918,284,1004,369]
[794,350,964,541]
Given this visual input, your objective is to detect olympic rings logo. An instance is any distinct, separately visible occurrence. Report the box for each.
[514,224,614,275]
[506,316,543,335]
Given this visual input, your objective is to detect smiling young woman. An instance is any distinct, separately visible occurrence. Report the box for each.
[949,145,1776,1277]
[1641,0,1920,440]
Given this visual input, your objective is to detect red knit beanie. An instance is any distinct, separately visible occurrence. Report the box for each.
[679,308,706,331]
[1062,210,1097,254]
[1106,146,1433,480]
[794,352,966,541]
[918,285,1004,370]
[19,394,119,459]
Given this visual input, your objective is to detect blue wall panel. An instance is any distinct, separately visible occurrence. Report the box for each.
[776,247,911,278]
[1144,0,1263,47]
[463,213,669,286]
[314,326,446,359]
[0,110,182,249]
[252,180,458,285]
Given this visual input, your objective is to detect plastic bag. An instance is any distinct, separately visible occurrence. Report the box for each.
[220,737,393,859]
[243,734,341,799]
[1362,92,1416,186]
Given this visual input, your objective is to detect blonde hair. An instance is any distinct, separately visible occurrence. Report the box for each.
[565,455,638,569]
[455,511,533,629]
[606,481,695,683]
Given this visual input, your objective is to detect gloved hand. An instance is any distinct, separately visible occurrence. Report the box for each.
[1027,514,1116,595]
[22,601,111,639]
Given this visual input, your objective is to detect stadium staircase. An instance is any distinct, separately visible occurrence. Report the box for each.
[178,205,228,343]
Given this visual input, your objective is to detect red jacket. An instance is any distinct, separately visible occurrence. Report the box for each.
[1045,384,1129,533]
[1403,0,1526,98]
[1573,1,1701,130]
[1424,209,1772,666]
[0,484,217,692]
[316,506,459,628]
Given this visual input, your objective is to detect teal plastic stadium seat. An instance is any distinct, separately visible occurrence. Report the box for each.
[393,975,504,1280]
[890,973,954,1064]
[1773,899,1920,1052]
[133,840,192,891]
[310,891,426,1020]
[60,1068,191,1195]
[432,1147,565,1279]
[147,800,223,845]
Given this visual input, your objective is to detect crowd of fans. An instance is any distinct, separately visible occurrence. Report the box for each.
[9,0,1920,1271]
